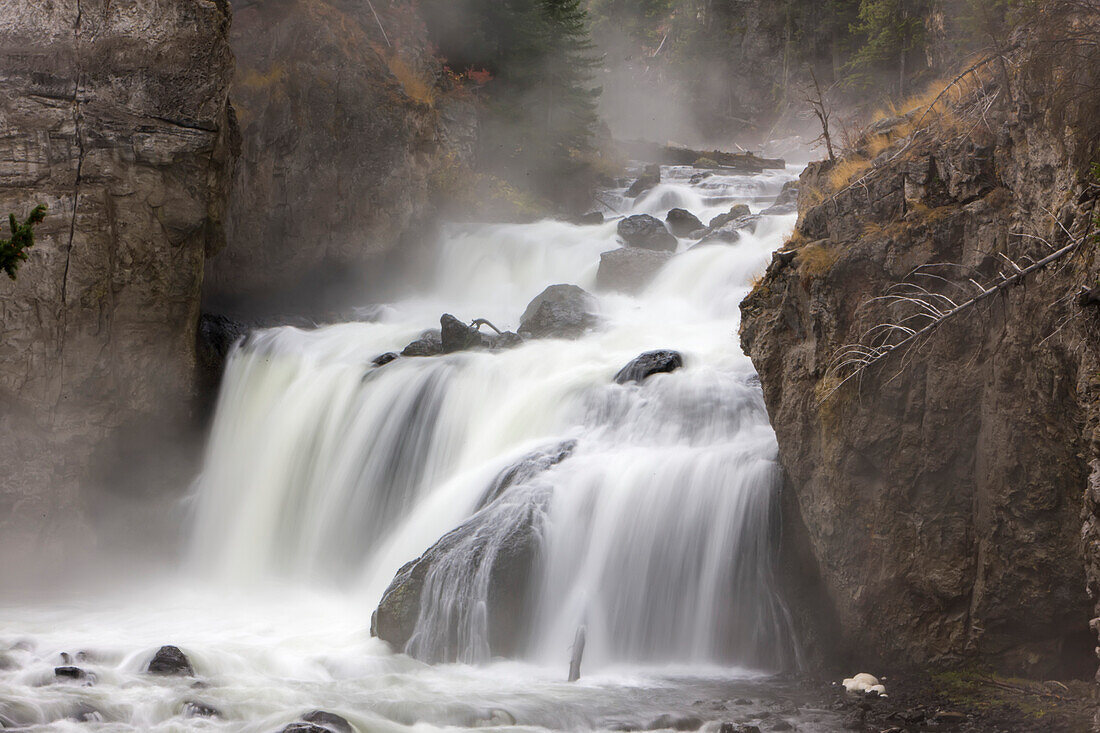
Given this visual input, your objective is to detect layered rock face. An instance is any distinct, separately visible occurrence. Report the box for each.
[207,0,476,313]
[741,43,1100,676]
[0,0,235,569]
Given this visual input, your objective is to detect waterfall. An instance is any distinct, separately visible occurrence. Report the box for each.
[189,165,802,672]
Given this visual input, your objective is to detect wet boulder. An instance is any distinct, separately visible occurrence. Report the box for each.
[371,499,542,663]
[665,208,703,237]
[614,350,683,384]
[371,442,577,662]
[596,248,673,294]
[518,284,598,339]
[696,215,761,247]
[646,713,703,731]
[372,352,398,367]
[617,214,677,252]
[572,211,605,225]
[147,645,194,676]
[708,203,751,230]
[294,711,353,733]
[401,329,442,357]
[477,440,577,509]
[775,180,798,206]
[183,701,221,718]
[760,201,797,216]
[440,314,486,353]
[54,666,87,681]
[625,165,661,198]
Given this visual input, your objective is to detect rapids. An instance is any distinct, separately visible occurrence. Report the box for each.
[0,164,846,731]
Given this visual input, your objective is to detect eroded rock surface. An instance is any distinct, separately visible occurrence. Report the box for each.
[207,0,477,312]
[0,0,235,568]
[741,48,1100,676]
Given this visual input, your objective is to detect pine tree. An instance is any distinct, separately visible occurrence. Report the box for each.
[847,0,931,96]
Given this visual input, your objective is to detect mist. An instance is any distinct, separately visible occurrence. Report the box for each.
[2,0,1099,730]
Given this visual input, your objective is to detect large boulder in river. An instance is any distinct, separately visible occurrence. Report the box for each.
[596,248,674,294]
[614,350,684,384]
[666,209,703,237]
[617,215,677,251]
[371,441,577,663]
[518,285,597,339]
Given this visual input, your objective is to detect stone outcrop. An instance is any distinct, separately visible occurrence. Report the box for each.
[206,0,477,313]
[0,0,235,570]
[741,45,1100,677]
[617,214,677,251]
[596,248,673,293]
[518,284,598,339]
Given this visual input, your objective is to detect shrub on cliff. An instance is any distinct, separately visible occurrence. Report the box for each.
[0,204,46,280]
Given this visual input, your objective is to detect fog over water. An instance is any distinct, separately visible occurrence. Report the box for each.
[0,165,850,731]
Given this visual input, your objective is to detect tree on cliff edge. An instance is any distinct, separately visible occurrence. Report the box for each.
[0,204,46,280]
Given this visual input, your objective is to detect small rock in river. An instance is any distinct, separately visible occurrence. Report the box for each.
[147,645,194,676]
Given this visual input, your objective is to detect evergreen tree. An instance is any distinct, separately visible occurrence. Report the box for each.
[847,0,932,96]
[0,204,46,280]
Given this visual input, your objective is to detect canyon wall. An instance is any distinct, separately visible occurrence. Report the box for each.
[742,27,1100,677]
[205,0,477,315]
[0,0,235,570]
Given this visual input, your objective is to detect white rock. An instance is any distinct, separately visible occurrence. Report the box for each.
[841,673,885,695]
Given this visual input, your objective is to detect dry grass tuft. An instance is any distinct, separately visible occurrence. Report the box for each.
[383,52,436,106]
[828,157,873,192]
[799,241,839,276]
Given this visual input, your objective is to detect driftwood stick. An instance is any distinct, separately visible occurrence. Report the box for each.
[470,318,504,335]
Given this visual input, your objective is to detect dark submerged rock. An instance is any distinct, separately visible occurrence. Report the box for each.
[518,285,597,339]
[573,211,605,225]
[54,666,87,680]
[401,329,442,357]
[372,352,399,367]
[665,208,703,237]
[301,710,353,733]
[147,645,194,676]
[614,350,684,384]
[647,713,703,731]
[183,701,221,718]
[617,214,677,251]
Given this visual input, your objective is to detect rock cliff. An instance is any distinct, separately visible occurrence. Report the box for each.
[205,0,477,314]
[741,25,1100,677]
[0,0,235,571]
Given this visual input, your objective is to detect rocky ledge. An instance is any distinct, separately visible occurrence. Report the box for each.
[741,29,1100,679]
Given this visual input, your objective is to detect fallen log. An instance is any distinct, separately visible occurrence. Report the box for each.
[616,139,785,172]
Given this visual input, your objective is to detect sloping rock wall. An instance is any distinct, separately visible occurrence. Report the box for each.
[741,42,1100,677]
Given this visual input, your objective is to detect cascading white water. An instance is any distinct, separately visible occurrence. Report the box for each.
[190,165,801,670]
[0,164,842,732]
